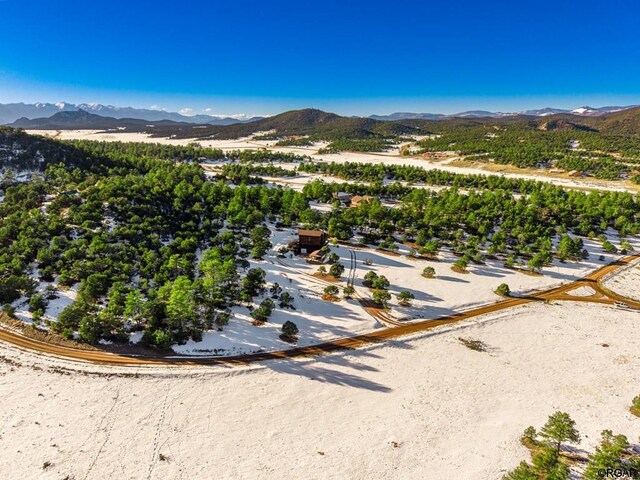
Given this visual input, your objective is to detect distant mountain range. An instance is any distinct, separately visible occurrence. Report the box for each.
[2,102,637,127]
[8,110,192,131]
[369,105,637,121]
[0,102,263,126]
[6,105,640,140]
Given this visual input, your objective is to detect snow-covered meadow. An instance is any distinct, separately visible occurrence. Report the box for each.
[171,254,379,356]
[603,262,640,301]
[1,298,639,480]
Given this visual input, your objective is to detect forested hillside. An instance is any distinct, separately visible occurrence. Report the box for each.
[415,119,640,180]
[1,129,639,350]
[148,108,425,144]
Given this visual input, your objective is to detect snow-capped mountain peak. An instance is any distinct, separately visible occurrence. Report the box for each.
[0,102,263,126]
[571,107,590,114]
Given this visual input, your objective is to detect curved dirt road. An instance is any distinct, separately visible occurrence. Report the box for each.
[1,255,638,367]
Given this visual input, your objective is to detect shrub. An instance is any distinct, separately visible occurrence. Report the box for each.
[372,289,391,307]
[55,300,89,333]
[329,262,345,278]
[32,309,44,323]
[530,446,566,479]
[323,285,339,298]
[151,329,173,349]
[270,282,282,298]
[502,461,538,480]
[452,258,469,273]
[279,292,295,309]
[363,271,378,287]
[631,395,640,417]
[327,252,340,264]
[343,286,355,299]
[214,310,231,330]
[620,239,633,253]
[260,298,275,315]
[1,303,16,318]
[522,426,538,448]
[251,305,271,323]
[281,320,299,342]
[28,294,48,313]
[602,239,617,254]
[61,327,75,340]
[397,291,415,306]
[458,337,487,352]
[78,315,100,343]
[422,266,436,278]
[495,283,511,297]
[371,275,390,290]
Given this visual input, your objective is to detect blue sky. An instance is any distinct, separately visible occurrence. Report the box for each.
[1,0,639,116]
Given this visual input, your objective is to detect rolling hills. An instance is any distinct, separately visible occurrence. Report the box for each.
[8,106,640,143]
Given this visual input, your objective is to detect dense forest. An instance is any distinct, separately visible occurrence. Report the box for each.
[1,128,639,349]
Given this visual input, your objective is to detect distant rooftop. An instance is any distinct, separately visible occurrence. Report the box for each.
[298,229,325,237]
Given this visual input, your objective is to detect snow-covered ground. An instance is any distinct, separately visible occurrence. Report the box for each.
[171,227,637,356]
[0,300,639,480]
[28,130,639,193]
[603,260,640,301]
[12,225,636,357]
[271,232,636,322]
[172,256,378,356]
[3,130,637,480]
[11,131,639,357]
[11,274,78,326]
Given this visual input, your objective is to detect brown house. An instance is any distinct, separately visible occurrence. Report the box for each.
[298,229,327,253]
[350,195,374,208]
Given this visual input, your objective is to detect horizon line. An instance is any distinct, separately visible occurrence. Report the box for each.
[2,99,639,120]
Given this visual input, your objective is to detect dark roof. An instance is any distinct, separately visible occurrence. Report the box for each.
[298,229,324,237]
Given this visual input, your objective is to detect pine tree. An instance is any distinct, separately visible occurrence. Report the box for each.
[539,411,580,455]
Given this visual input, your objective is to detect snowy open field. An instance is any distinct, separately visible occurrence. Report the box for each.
[285,236,635,321]
[171,255,379,356]
[1,299,639,480]
[162,229,639,355]
[603,262,640,302]
[27,130,639,193]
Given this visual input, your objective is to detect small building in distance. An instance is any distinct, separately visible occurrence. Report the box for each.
[350,195,375,208]
[422,151,453,160]
[332,191,352,205]
[306,248,326,264]
[297,229,327,254]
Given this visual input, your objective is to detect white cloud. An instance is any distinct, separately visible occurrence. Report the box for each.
[180,108,194,116]
[149,105,164,111]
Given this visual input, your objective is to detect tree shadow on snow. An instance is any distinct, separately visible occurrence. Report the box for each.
[267,351,392,393]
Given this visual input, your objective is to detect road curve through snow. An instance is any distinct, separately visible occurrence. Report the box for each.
[1,255,639,367]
